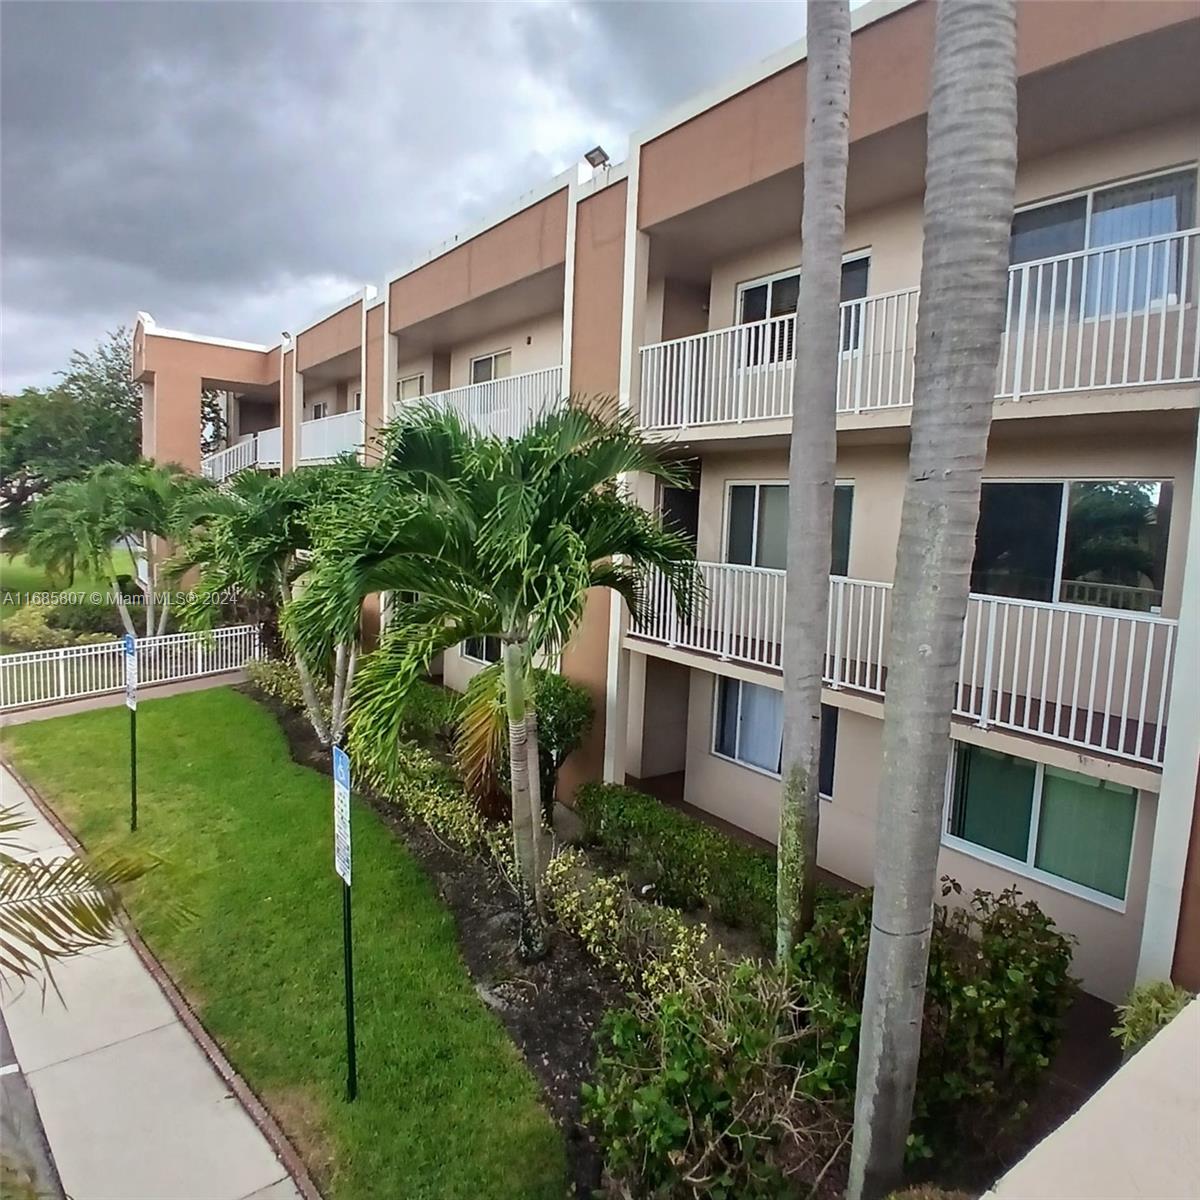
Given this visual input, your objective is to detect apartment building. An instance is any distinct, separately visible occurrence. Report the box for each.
[133,0,1200,1003]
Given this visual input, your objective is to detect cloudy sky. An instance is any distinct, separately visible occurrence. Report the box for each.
[0,0,820,392]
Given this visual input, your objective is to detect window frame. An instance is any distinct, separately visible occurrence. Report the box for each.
[1012,164,1198,259]
[709,676,837,800]
[396,372,426,405]
[461,635,501,665]
[973,475,1172,613]
[940,744,1137,912]
[351,388,363,412]
[721,478,855,574]
[735,251,873,327]
[469,349,513,385]
[310,400,329,421]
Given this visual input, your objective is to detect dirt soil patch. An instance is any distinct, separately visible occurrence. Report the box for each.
[246,686,625,1198]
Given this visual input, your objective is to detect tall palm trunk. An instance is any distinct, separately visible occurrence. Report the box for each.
[777,0,851,959]
[847,4,1017,1197]
[278,571,332,746]
[501,637,546,961]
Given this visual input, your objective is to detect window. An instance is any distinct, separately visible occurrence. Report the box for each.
[311,401,328,420]
[397,373,425,406]
[737,257,871,362]
[1010,168,1197,314]
[470,350,512,385]
[971,479,1172,612]
[352,389,363,411]
[713,677,837,796]
[463,635,501,664]
[725,483,853,575]
[947,744,1136,903]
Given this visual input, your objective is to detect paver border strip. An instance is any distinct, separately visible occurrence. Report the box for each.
[1,753,325,1200]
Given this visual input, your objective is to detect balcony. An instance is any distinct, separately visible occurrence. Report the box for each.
[629,561,1178,768]
[410,365,565,439]
[201,425,282,482]
[639,229,1200,432]
[298,409,361,464]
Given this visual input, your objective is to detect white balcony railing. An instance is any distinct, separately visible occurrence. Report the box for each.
[408,365,564,440]
[631,561,1177,767]
[256,425,282,468]
[299,409,362,464]
[200,426,284,483]
[639,228,1200,430]
[201,438,257,482]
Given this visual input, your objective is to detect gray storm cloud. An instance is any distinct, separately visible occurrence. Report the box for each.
[1,0,805,390]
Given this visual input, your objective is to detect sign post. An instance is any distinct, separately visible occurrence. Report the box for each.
[123,634,138,832]
[332,745,356,1102]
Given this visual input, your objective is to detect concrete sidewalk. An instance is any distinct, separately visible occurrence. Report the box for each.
[0,764,302,1200]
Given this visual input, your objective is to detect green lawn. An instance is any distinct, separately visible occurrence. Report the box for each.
[0,551,138,618]
[1,688,567,1200]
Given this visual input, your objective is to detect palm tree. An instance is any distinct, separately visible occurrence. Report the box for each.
[24,461,210,638]
[172,463,370,747]
[847,4,1018,1197]
[0,803,149,994]
[287,404,697,960]
[777,0,852,959]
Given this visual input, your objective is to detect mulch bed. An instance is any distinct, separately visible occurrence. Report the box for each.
[246,686,625,1198]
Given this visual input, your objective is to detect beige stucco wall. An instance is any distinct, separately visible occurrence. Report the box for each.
[691,416,1195,615]
[446,310,564,390]
[442,644,493,694]
[704,117,1198,334]
[678,667,1155,1001]
[302,376,362,422]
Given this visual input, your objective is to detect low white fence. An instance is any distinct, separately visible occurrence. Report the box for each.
[0,625,263,712]
[631,563,1177,767]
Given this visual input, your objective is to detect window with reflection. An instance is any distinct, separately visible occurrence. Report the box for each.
[971,480,1171,612]
[726,483,853,575]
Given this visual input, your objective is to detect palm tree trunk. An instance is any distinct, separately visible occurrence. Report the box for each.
[777,0,851,959]
[847,4,1018,1197]
[501,637,546,961]
[278,573,332,746]
[524,702,548,914]
[331,642,358,747]
[142,536,156,638]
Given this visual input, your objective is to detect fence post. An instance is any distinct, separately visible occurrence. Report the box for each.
[57,650,67,700]
[194,634,203,677]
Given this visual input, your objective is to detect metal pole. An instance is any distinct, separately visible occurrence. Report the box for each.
[130,705,138,833]
[342,879,357,1101]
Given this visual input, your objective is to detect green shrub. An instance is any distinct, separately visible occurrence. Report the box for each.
[584,961,847,1199]
[46,600,126,637]
[399,680,462,751]
[244,656,332,716]
[792,878,1076,1152]
[531,671,594,807]
[544,849,720,999]
[575,781,776,943]
[0,605,114,649]
[1112,980,1193,1057]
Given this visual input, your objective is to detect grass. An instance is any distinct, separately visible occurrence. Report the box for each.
[1,688,567,1200]
[0,550,142,652]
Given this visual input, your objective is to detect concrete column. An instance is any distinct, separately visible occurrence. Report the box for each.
[280,348,296,473]
[1137,416,1200,984]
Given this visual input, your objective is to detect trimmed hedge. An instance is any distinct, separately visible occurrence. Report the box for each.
[575,781,777,944]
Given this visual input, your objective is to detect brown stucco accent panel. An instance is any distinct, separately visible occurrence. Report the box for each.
[144,368,203,472]
[137,333,275,390]
[1172,763,1200,991]
[296,302,362,372]
[558,180,629,799]
[570,181,626,399]
[364,304,386,450]
[637,0,1197,229]
[389,189,568,332]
